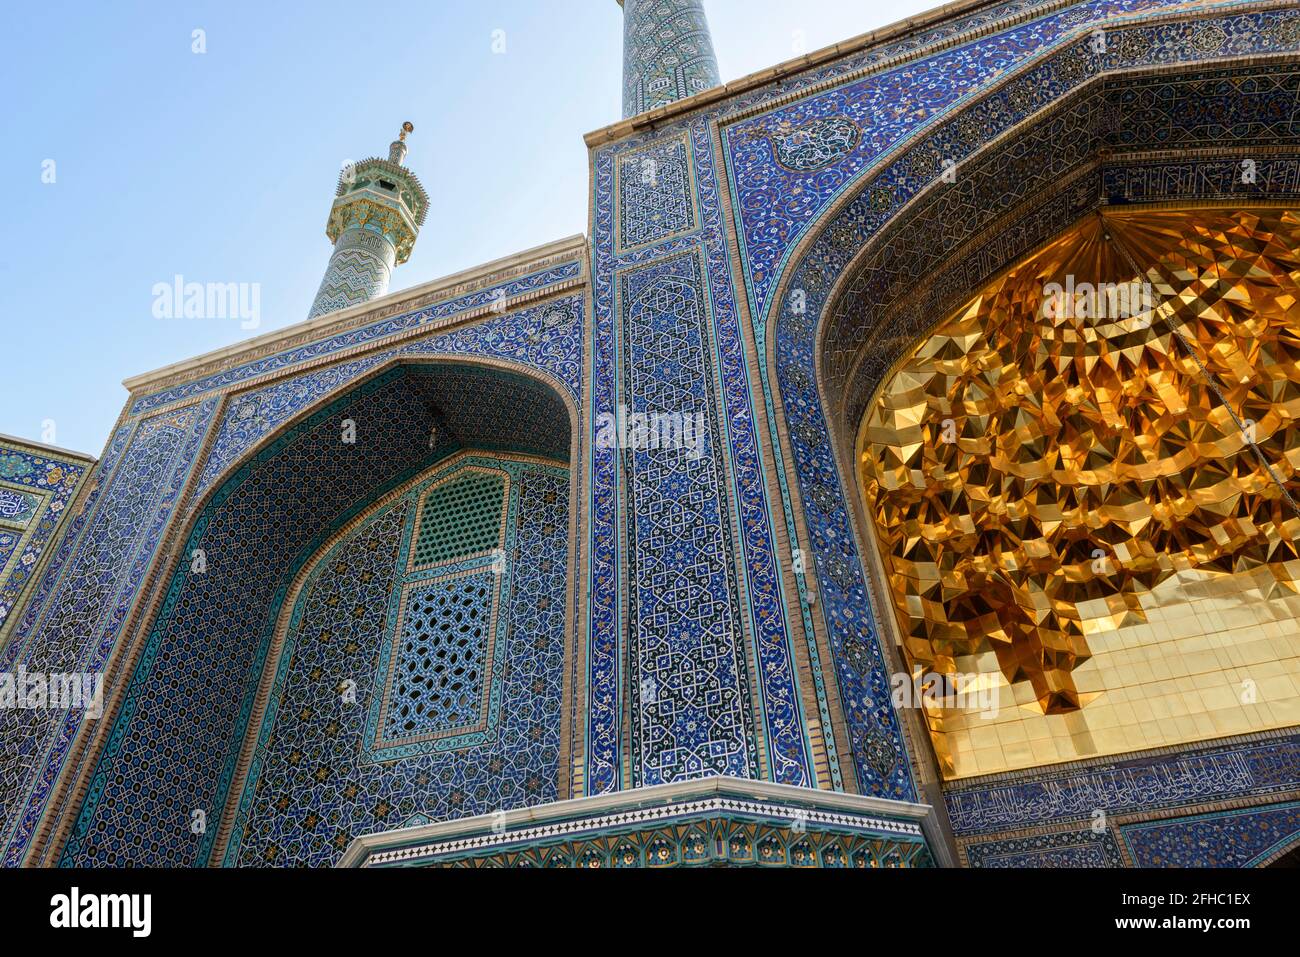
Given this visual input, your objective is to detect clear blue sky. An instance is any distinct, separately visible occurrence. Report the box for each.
[0,0,935,456]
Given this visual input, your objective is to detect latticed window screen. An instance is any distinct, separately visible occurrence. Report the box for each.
[411,471,506,568]
[386,572,493,738]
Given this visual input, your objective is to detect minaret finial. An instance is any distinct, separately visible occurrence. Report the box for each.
[619,0,720,119]
[389,122,414,166]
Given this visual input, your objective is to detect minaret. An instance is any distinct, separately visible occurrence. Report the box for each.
[307,122,430,320]
[618,0,721,119]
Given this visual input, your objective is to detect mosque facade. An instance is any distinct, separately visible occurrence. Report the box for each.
[2,0,1300,868]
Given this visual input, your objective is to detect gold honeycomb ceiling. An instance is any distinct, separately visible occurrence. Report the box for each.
[857,207,1300,779]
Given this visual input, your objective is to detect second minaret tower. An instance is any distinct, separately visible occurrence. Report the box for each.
[307,123,429,320]
[618,0,721,119]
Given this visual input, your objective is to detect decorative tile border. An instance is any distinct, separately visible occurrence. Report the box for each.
[2,402,216,865]
[194,295,584,500]
[369,796,924,866]
[129,259,584,416]
[946,732,1300,835]
[1120,800,1300,866]
[964,826,1126,867]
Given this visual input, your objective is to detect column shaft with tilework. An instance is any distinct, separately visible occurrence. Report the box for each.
[619,0,721,119]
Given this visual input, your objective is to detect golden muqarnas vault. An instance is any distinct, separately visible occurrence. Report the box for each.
[859,207,1300,779]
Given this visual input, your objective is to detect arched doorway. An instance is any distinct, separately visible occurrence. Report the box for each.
[763,52,1300,801]
[56,360,576,866]
[855,207,1300,779]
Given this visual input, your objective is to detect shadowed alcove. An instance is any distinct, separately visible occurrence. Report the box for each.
[59,360,574,866]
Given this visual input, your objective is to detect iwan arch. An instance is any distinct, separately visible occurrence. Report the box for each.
[1,0,1299,868]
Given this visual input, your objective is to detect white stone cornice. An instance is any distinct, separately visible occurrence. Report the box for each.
[339,775,949,867]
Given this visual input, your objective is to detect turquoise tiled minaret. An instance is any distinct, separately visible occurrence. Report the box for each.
[307,123,430,319]
[619,0,722,119]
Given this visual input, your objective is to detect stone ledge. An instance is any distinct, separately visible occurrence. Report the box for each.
[121,233,589,398]
[339,775,949,867]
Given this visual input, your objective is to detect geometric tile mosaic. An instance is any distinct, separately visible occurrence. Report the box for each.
[620,251,757,786]
[617,134,697,251]
[378,571,496,746]
[592,72,821,794]
[1122,802,1300,867]
[365,461,519,762]
[409,470,506,571]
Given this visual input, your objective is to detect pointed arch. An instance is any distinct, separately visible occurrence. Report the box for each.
[50,356,580,866]
[757,49,1300,807]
